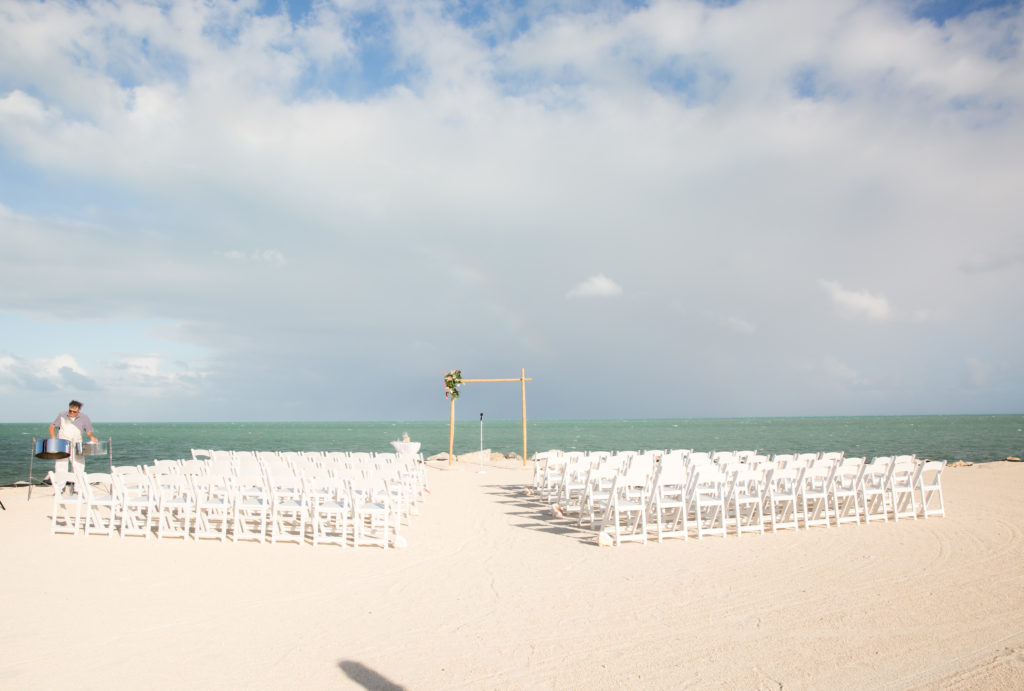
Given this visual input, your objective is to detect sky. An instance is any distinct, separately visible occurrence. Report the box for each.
[1,0,1022,423]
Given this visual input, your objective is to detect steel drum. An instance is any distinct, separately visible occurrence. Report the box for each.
[34,438,71,459]
[80,440,109,456]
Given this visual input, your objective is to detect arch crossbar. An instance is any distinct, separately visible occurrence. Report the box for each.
[448,368,532,466]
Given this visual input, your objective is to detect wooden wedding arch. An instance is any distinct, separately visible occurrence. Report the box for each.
[447,368,532,466]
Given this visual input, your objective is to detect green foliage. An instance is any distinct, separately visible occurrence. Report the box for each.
[443,369,463,400]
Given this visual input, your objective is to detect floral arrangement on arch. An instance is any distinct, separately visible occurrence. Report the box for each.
[443,369,463,400]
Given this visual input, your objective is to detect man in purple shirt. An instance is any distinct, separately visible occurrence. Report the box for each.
[49,400,99,473]
[49,400,98,442]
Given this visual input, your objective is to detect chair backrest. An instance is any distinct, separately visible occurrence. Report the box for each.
[772,454,795,467]
[767,467,803,495]
[832,459,864,489]
[113,465,151,496]
[623,455,654,489]
[563,455,592,481]
[652,459,687,488]
[189,469,232,498]
[889,458,919,488]
[819,451,844,465]
[49,470,80,495]
[233,451,260,472]
[748,454,772,469]
[732,468,764,495]
[179,459,207,476]
[692,466,728,497]
[152,459,182,473]
[801,464,835,491]
[918,460,945,484]
[661,449,690,464]
[82,472,114,500]
[862,457,894,489]
[206,458,235,477]
[689,452,713,467]
[712,451,737,465]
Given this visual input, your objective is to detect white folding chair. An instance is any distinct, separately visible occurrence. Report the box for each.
[889,457,920,521]
[150,470,193,539]
[266,465,306,545]
[730,468,765,536]
[47,470,85,535]
[830,457,865,526]
[646,458,689,542]
[113,465,154,538]
[765,467,803,532]
[232,467,269,543]
[350,477,393,549]
[917,460,946,518]
[798,464,835,529]
[191,471,233,541]
[578,458,623,529]
[555,455,592,517]
[600,472,648,546]
[860,458,893,523]
[689,466,728,539]
[82,472,117,537]
[537,454,567,503]
[307,471,353,547]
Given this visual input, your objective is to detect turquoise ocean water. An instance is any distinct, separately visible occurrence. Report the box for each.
[1,415,1021,487]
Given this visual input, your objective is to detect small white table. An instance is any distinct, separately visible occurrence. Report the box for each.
[391,441,421,456]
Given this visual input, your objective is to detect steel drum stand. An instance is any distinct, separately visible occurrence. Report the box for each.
[26,437,36,502]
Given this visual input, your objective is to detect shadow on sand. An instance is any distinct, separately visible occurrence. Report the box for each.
[481,483,600,545]
[338,661,405,690]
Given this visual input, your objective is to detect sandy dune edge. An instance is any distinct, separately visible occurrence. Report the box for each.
[1,460,1022,689]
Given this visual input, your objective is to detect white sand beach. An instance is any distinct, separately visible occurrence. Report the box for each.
[1,459,1022,690]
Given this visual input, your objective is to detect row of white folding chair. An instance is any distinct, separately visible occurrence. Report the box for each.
[645,455,943,543]
[766,456,941,529]
[598,455,657,545]
[558,453,651,526]
[538,451,944,545]
[47,470,109,536]
[125,461,401,547]
[180,452,425,508]
[199,464,399,548]
[235,462,404,547]
[646,461,750,542]
[536,448,697,506]
[556,452,640,514]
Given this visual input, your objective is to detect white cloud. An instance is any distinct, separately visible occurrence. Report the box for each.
[0,354,94,393]
[819,280,893,322]
[960,253,1024,274]
[721,316,756,334]
[0,1,1022,419]
[965,357,993,387]
[823,356,860,384]
[567,274,623,299]
[224,249,287,265]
